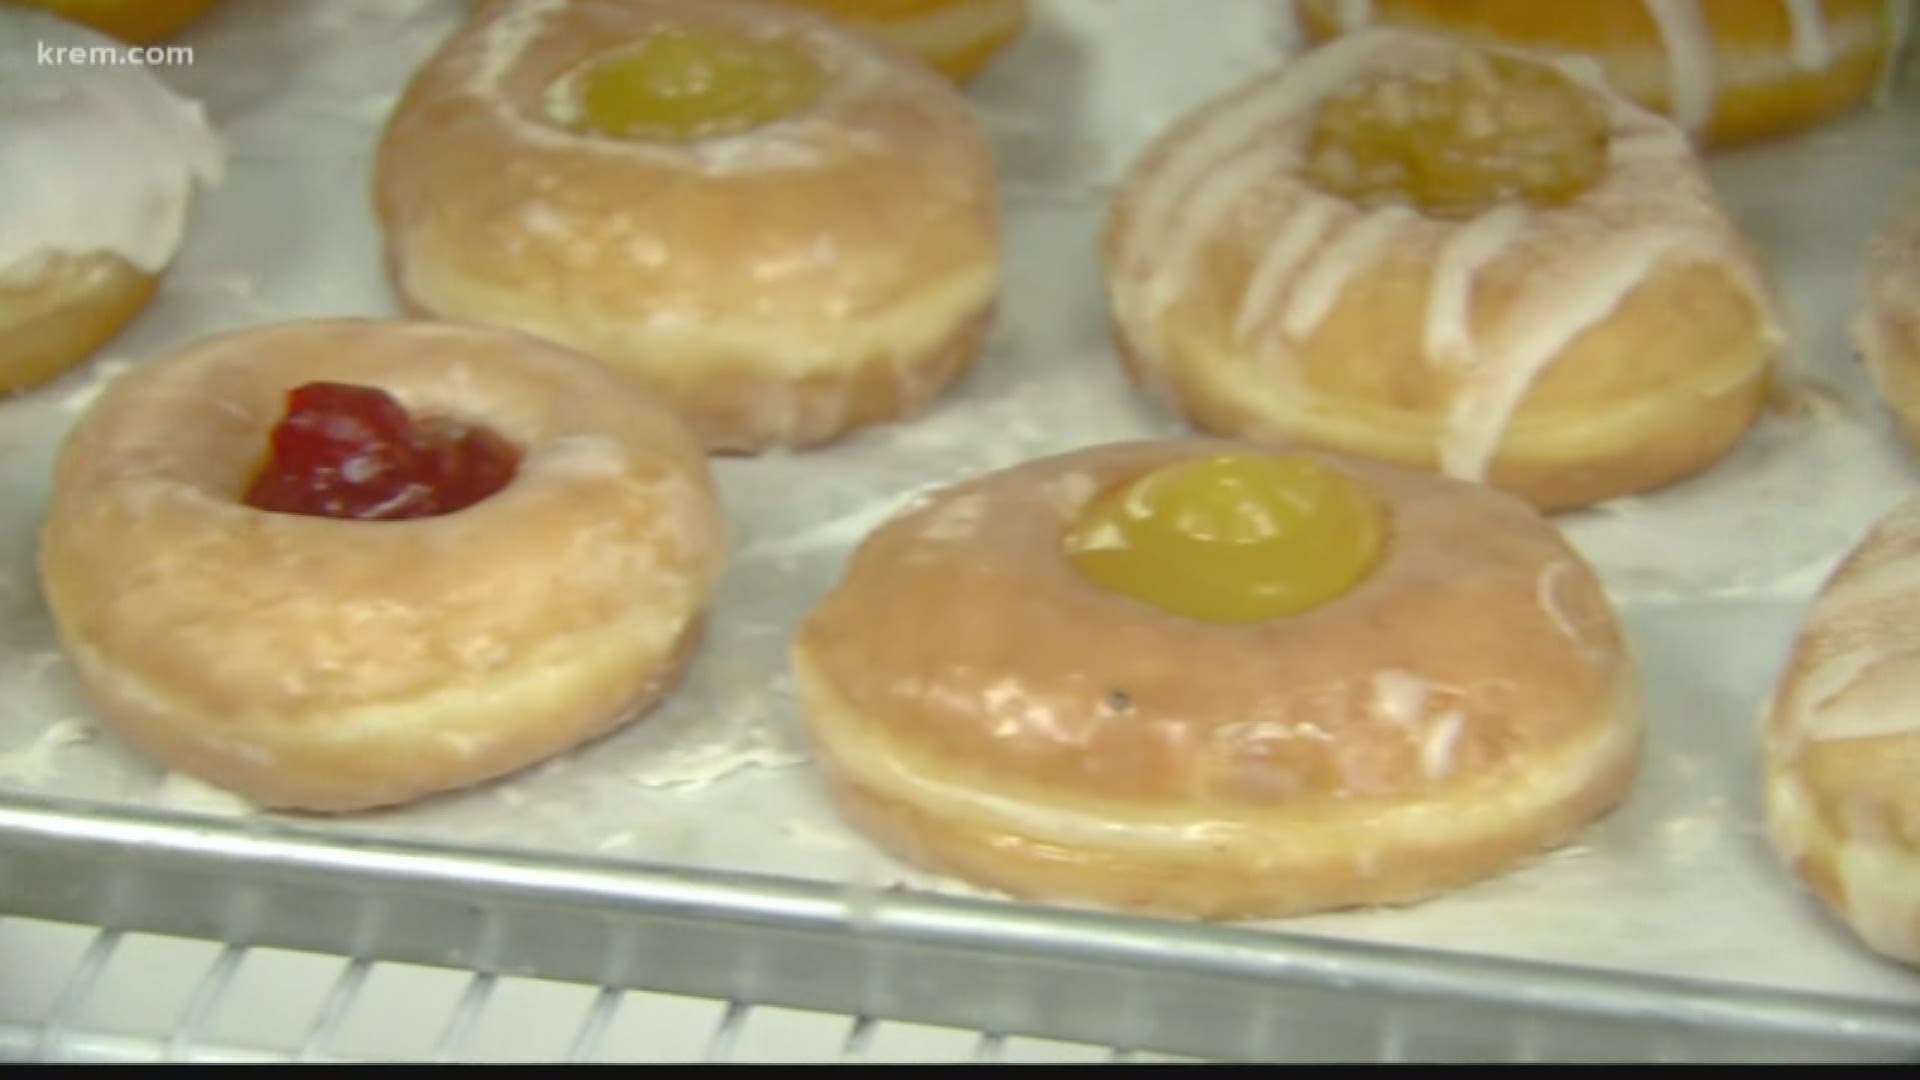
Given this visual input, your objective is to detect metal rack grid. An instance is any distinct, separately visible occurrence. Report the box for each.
[5,916,1193,1063]
[6,796,1920,1063]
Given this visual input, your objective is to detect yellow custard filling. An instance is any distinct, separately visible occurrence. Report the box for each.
[573,24,826,142]
[1303,48,1610,219]
[1065,454,1387,624]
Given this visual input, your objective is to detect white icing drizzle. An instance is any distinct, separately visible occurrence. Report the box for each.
[1148,144,1295,335]
[1282,205,1417,337]
[1439,226,1687,481]
[1109,30,1780,487]
[1423,205,1526,364]
[1235,198,1338,341]
[1641,0,1718,134]
[1783,0,1835,70]
[0,9,224,274]
[1116,35,1388,363]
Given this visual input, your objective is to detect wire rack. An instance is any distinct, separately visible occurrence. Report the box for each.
[4,915,1197,1064]
[7,797,1920,1063]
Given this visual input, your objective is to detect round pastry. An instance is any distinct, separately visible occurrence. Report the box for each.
[38,318,730,813]
[0,7,222,395]
[1765,491,1920,966]
[9,0,221,44]
[793,440,1641,919]
[770,0,1031,82]
[1857,176,1920,449]
[1102,29,1784,513]
[373,0,1002,453]
[1295,0,1914,148]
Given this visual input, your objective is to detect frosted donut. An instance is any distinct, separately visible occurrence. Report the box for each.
[1764,491,1920,965]
[0,8,222,395]
[1295,0,1915,148]
[373,0,1002,453]
[771,0,1031,82]
[793,440,1641,919]
[38,319,729,813]
[1102,29,1784,513]
[1857,176,1920,449]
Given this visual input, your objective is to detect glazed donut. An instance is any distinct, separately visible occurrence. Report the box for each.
[373,0,1002,453]
[0,8,222,395]
[1102,29,1784,513]
[1857,176,1920,449]
[1295,0,1914,148]
[9,0,222,44]
[770,0,1031,82]
[38,319,729,813]
[1765,491,1920,966]
[793,440,1641,919]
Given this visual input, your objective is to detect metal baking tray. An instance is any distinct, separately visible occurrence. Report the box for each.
[4,0,1920,1061]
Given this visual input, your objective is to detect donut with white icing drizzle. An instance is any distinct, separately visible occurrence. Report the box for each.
[1857,176,1920,449]
[793,439,1641,918]
[373,0,1002,453]
[1766,489,1920,965]
[1103,29,1785,513]
[0,7,222,394]
[38,319,729,812]
[1296,0,1915,147]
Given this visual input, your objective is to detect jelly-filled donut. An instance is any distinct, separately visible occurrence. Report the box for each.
[1103,29,1783,512]
[373,0,1002,452]
[39,319,729,812]
[1295,0,1914,148]
[794,440,1641,918]
[0,7,222,394]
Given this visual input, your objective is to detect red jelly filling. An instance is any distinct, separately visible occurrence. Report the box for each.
[244,382,521,521]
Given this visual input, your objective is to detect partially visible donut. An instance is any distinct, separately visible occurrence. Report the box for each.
[0,7,222,394]
[772,0,1031,82]
[9,0,222,44]
[1295,0,1915,147]
[1765,492,1920,967]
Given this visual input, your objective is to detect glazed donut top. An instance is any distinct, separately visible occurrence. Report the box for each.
[0,8,222,277]
[376,0,997,338]
[1317,0,1915,137]
[43,319,726,716]
[801,441,1630,818]
[1104,28,1783,484]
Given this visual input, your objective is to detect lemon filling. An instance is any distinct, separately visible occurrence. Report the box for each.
[1065,453,1387,623]
[1302,48,1610,219]
[570,24,825,142]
